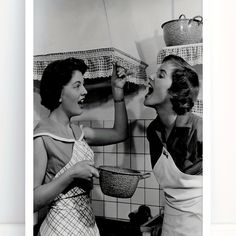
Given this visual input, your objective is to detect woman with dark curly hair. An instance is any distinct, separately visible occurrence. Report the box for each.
[34,57,129,236]
[144,55,202,236]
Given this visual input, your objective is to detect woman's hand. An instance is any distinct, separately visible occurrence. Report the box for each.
[111,64,128,90]
[111,63,133,101]
[68,160,99,181]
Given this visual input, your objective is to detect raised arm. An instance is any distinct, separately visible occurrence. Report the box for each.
[83,64,129,146]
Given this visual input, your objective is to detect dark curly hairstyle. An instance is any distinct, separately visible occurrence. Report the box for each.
[40,57,88,111]
[162,55,199,115]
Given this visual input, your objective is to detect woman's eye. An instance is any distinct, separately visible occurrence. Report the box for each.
[74,82,81,88]
[157,73,164,79]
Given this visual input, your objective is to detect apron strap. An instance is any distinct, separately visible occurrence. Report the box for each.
[33,132,75,143]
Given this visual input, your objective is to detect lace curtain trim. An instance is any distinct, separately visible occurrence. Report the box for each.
[34,47,148,85]
[157,43,203,66]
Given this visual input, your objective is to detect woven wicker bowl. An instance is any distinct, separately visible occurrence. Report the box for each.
[161,14,203,46]
[98,166,151,198]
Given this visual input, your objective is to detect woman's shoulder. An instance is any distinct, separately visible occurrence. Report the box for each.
[34,118,83,141]
[34,118,67,139]
[188,113,202,141]
[34,117,52,134]
[189,113,202,128]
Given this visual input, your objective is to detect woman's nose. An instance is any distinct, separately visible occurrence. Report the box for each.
[82,85,88,95]
[149,73,156,81]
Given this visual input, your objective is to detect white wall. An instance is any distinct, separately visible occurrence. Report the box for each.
[34,0,202,75]
[34,0,202,123]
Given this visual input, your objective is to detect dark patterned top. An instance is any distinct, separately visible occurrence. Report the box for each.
[147,112,202,175]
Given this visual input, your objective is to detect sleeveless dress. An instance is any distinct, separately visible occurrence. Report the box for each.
[34,119,100,236]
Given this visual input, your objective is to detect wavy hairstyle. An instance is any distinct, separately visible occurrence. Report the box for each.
[40,57,88,111]
[162,55,199,115]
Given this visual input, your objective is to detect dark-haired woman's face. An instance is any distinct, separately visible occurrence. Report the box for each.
[60,70,87,117]
[144,61,175,108]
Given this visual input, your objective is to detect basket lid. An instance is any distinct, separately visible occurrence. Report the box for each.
[98,165,142,176]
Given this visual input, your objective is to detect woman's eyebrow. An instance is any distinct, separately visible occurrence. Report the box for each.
[72,81,81,85]
[159,69,167,75]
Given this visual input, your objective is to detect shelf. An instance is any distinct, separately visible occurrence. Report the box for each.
[157,43,202,66]
[34,47,148,86]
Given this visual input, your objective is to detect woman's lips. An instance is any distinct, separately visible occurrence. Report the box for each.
[145,84,153,97]
[78,98,85,105]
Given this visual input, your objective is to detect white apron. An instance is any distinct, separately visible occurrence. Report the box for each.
[153,147,202,236]
[34,131,100,236]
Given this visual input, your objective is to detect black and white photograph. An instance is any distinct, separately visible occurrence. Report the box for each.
[33,0,203,236]
[2,0,236,236]
[33,0,202,235]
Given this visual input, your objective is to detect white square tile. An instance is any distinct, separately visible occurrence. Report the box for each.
[145,189,160,206]
[92,145,103,152]
[131,188,145,205]
[159,189,165,206]
[131,154,145,171]
[130,204,140,213]
[91,185,104,201]
[104,143,116,152]
[117,139,131,153]
[117,203,131,220]
[80,120,91,128]
[92,120,103,128]
[104,202,117,218]
[145,173,159,189]
[104,120,113,128]
[118,197,131,204]
[92,200,104,217]
[144,119,152,129]
[94,152,104,166]
[145,155,152,171]
[145,139,150,154]
[117,153,131,168]
[104,153,116,166]
[137,178,144,188]
[131,137,145,154]
[131,120,145,136]
[104,194,117,202]
[149,206,160,218]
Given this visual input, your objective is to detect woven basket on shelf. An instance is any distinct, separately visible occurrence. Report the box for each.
[161,14,203,46]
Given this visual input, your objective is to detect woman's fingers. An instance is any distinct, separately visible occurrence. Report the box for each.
[82,161,99,178]
[79,160,99,178]
[117,67,127,78]
[90,166,99,178]
[112,63,128,78]
[112,63,117,78]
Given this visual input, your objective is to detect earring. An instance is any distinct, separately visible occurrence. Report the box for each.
[59,98,62,103]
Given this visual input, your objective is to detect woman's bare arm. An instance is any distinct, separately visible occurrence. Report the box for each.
[83,65,129,146]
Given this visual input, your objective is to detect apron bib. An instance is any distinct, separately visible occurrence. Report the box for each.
[35,132,100,236]
[153,147,202,236]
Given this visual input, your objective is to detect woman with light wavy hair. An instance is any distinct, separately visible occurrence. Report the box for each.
[145,55,202,236]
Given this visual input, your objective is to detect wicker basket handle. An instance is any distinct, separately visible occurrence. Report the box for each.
[189,15,203,25]
[179,14,186,19]
[139,172,151,180]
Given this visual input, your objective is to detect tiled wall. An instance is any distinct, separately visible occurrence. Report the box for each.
[81,119,164,221]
